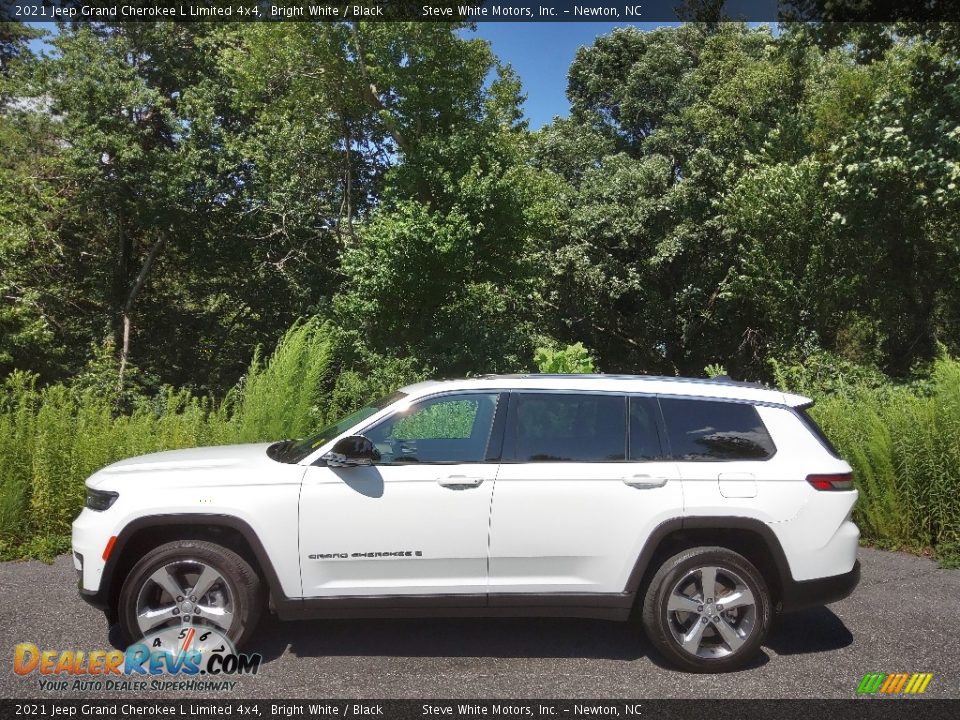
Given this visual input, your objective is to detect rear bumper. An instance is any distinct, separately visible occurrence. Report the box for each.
[778,559,860,612]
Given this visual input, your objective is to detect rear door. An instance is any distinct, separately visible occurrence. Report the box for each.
[488,392,682,596]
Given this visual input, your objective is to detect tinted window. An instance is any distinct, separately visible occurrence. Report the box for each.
[629,396,664,460]
[512,393,625,462]
[276,391,407,463]
[366,393,500,464]
[660,398,775,461]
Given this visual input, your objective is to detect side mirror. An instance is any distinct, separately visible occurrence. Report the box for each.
[322,435,380,468]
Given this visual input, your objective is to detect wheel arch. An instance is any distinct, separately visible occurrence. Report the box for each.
[626,517,793,612]
[101,514,286,623]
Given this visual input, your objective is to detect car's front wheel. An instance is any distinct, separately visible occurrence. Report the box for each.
[117,540,263,649]
[641,546,771,672]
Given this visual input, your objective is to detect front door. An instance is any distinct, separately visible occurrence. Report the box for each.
[299,391,504,597]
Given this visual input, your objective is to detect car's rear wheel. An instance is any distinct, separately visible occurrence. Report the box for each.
[118,540,263,649]
[641,546,771,672]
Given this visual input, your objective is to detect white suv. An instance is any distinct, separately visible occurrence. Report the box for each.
[72,374,860,672]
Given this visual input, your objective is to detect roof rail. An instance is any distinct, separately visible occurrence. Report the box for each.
[475,372,772,389]
[706,374,769,390]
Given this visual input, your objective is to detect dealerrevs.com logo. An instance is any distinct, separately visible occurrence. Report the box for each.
[857,672,934,696]
[13,628,261,692]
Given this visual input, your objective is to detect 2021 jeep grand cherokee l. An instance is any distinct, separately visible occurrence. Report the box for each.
[73,374,860,672]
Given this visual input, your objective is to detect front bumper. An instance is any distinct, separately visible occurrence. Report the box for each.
[778,559,861,612]
[72,507,118,601]
[78,583,109,611]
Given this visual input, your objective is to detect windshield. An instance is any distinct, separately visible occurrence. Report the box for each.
[268,391,407,464]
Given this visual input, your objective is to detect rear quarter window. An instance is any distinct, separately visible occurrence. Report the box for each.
[659,398,776,461]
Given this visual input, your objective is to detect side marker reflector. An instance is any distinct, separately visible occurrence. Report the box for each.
[102,535,118,561]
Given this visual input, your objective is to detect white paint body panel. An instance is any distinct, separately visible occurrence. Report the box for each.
[678,405,857,581]
[489,462,682,593]
[73,374,858,603]
[298,463,496,596]
[72,443,303,596]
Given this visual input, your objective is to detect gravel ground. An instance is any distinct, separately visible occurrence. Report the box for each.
[0,546,957,699]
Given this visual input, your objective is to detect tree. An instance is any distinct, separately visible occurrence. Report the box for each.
[543,24,806,377]
[0,22,42,104]
[538,22,960,379]
[0,24,68,379]
[3,23,358,393]
[327,24,562,375]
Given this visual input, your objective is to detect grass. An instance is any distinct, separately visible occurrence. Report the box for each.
[1,327,958,566]
[0,377,235,560]
[807,356,960,563]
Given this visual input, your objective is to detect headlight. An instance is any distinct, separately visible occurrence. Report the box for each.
[85,487,118,511]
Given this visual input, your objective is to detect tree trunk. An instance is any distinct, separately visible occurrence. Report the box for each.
[350,22,410,154]
[117,232,167,391]
[350,22,432,206]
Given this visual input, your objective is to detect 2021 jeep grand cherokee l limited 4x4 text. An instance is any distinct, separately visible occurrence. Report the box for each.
[73,374,860,672]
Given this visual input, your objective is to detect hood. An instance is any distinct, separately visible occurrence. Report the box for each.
[86,443,274,489]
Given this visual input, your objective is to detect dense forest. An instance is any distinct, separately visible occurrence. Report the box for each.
[1,21,959,562]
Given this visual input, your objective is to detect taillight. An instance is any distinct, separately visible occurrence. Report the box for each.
[807,473,855,491]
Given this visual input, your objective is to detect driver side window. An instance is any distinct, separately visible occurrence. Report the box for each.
[366,393,501,464]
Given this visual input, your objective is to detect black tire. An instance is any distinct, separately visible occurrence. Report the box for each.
[641,546,771,673]
[118,540,263,649]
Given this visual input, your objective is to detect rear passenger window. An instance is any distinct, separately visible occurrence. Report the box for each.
[660,398,775,461]
[629,396,664,460]
[512,393,625,462]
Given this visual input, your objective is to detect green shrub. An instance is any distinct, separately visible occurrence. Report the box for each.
[231,318,336,443]
[704,363,727,379]
[936,541,960,570]
[3,327,959,565]
[769,349,891,399]
[785,355,960,560]
[533,342,596,373]
[0,319,423,560]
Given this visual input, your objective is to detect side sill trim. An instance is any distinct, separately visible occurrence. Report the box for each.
[274,593,633,622]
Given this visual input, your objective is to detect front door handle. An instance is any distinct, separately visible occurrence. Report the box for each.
[437,475,485,489]
[623,474,669,489]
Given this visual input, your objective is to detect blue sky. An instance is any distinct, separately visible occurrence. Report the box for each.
[473,22,679,129]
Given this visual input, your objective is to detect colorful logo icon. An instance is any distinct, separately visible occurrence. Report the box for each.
[857,672,933,695]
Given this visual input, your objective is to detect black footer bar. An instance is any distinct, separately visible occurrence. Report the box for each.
[1,699,958,720]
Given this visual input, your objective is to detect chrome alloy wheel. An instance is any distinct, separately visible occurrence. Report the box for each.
[135,559,235,636]
[666,565,757,659]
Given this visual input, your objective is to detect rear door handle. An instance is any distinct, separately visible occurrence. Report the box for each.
[437,475,485,489]
[623,474,669,489]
